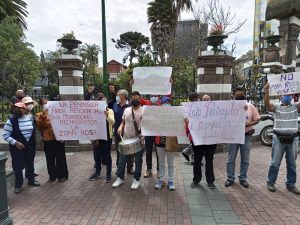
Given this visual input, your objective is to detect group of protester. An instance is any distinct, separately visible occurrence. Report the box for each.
[3,83,300,195]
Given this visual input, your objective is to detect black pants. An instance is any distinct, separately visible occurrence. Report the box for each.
[115,136,133,171]
[44,141,68,181]
[145,136,159,170]
[94,139,112,178]
[10,146,35,188]
[193,144,216,183]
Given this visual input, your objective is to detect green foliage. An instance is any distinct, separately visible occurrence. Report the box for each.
[62,31,76,39]
[112,31,150,65]
[0,0,28,30]
[116,69,132,92]
[0,17,40,99]
[41,83,59,100]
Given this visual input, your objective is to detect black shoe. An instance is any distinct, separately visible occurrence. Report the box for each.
[190,181,200,188]
[48,179,56,183]
[182,152,190,162]
[240,180,249,188]
[207,182,216,189]
[267,184,276,192]
[14,187,23,194]
[127,168,134,175]
[28,181,41,187]
[34,173,39,177]
[225,180,234,187]
[106,177,112,183]
[287,186,300,195]
[58,178,68,183]
[89,173,101,181]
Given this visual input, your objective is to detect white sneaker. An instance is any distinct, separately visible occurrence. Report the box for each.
[131,179,140,190]
[112,177,124,188]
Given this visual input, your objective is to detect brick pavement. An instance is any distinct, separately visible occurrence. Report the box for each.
[4,143,300,225]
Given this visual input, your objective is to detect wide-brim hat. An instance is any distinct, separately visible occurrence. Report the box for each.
[22,96,38,107]
[14,102,27,109]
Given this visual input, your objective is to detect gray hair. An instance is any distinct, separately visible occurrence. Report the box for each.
[117,89,129,99]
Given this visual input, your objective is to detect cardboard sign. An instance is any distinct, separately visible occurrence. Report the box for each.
[47,101,107,141]
[132,66,172,95]
[183,101,246,145]
[141,106,185,136]
[268,72,300,96]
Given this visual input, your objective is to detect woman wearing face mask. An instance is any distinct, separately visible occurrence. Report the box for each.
[89,93,115,182]
[3,102,40,194]
[113,91,144,189]
[35,98,69,183]
[143,95,161,178]
[189,94,217,189]
[154,96,176,190]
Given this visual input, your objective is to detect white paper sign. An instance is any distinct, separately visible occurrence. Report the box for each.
[268,72,300,96]
[132,66,172,95]
[141,106,185,136]
[47,101,107,141]
[183,101,246,145]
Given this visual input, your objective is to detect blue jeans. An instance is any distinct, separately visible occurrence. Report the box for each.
[94,139,112,179]
[267,135,298,187]
[227,135,252,182]
[116,149,144,181]
[145,136,159,170]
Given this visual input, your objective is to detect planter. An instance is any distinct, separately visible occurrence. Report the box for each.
[264,35,282,63]
[205,35,228,52]
[57,38,82,54]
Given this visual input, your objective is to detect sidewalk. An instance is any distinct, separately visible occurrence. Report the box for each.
[4,143,300,225]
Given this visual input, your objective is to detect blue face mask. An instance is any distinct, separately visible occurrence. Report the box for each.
[163,103,171,107]
[150,97,158,104]
[282,95,292,105]
[116,96,120,103]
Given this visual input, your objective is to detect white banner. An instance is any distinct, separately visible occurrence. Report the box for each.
[268,72,300,96]
[47,101,107,141]
[183,101,246,145]
[132,66,172,95]
[141,106,185,136]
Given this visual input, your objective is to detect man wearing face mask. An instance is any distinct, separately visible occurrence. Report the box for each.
[264,83,300,195]
[225,87,260,188]
[143,95,160,178]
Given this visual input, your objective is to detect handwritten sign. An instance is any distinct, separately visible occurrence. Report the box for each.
[132,66,172,95]
[141,106,185,136]
[183,101,246,145]
[47,101,107,141]
[268,72,300,96]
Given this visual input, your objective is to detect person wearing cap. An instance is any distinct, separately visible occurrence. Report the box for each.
[3,102,40,194]
[10,89,25,114]
[89,93,115,183]
[154,96,176,191]
[35,98,69,183]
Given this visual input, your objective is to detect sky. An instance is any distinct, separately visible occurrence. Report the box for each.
[24,0,255,65]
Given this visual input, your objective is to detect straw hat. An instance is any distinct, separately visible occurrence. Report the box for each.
[22,96,37,106]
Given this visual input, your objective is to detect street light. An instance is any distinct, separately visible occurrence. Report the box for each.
[138,49,146,61]
[152,50,158,64]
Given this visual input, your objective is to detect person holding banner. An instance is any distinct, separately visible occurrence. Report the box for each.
[35,98,69,183]
[154,96,176,191]
[113,91,144,189]
[225,87,260,188]
[144,95,160,178]
[264,84,300,195]
[112,90,133,174]
[89,93,115,183]
[3,102,41,194]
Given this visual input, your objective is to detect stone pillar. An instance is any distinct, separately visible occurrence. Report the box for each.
[196,52,235,153]
[55,54,84,152]
[196,53,235,100]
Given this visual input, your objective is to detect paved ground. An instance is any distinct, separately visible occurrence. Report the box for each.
[3,142,300,225]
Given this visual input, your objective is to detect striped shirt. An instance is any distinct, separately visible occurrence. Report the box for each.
[2,115,34,145]
[273,104,298,135]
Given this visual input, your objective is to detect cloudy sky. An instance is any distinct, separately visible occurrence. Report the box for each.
[24,0,255,65]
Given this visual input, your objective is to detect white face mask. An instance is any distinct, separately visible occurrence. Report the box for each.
[26,104,34,111]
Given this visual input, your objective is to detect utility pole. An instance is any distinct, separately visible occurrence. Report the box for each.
[101,0,108,97]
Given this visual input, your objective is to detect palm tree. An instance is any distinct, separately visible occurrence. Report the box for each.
[80,43,101,67]
[147,0,193,64]
[0,0,28,30]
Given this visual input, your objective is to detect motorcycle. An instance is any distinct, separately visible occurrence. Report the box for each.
[260,113,300,146]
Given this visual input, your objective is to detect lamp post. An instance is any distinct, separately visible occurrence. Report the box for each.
[138,49,145,64]
[152,50,158,65]
[101,0,109,97]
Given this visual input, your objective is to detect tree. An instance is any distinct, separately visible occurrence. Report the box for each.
[147,0,193,64]
[112,31,150,65]
[0,0,28,30]
[0,17,40,98]
[62,31,76,39]
[79,43,101,72]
